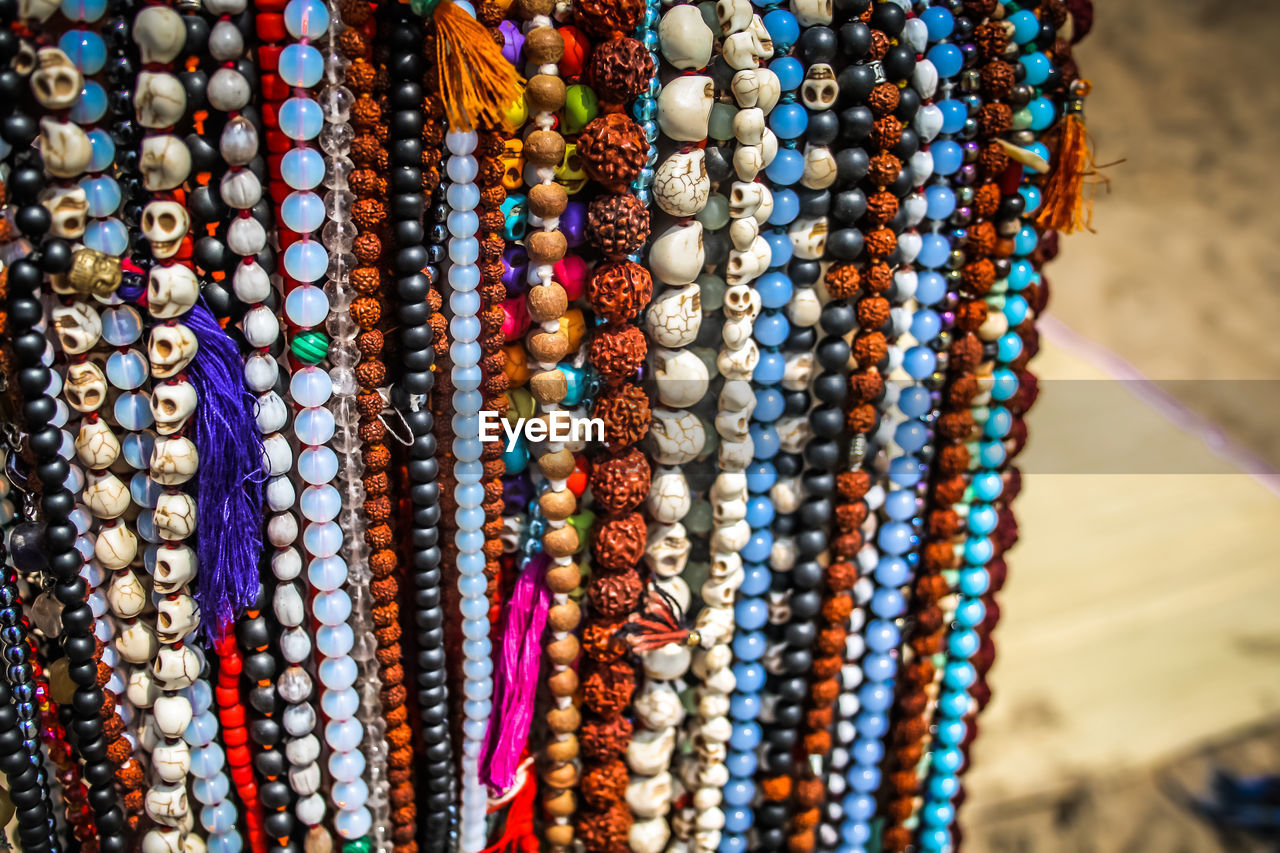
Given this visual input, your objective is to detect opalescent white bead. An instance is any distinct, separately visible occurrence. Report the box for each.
[290,366,332,407]
[300,484,341,522]
[446,156,477,183]
[294,406,335,445]
[316,624,354,658]
[332,779,369,810]
[298,446,339,484]
[306,554,347,590]
[335,808,372,841]
[312,590,351,625]
[285,284,330,327]
[445,130,477,155]
[321,687,358,720]
[328,748,366,782]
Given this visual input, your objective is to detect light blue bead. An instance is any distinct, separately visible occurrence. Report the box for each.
[748,424,779,458]
[458,573,487,598]
[938,99,967,134]
[877,521,914,557]
[449,209,480,239]
[888,455,923,488]
[284,0,330,38]
[852,737,884,767]
[745,496,774,528]
[884,490,917,524]
[81,176,122,218]
[954,596,986,629]
[314,589,352,624]
[83,218,128,256]
[753,311,789,346]
[723,809,753,834]
[279,96,324,141]
[870,587,904,619]
[900,385,932,420]
[70,81,107,123]
[728,721,760,750]
[764,228,791,267]
[726,749,756,780]
[934,746,966,774]
[929,773,961,801]
[919,827,950,852]
[303,521,342,558]
[279,43,324,88]
[916,233,950,269]
[101,305,142,347]
[997,331,1023,364]
[767,189,798,226]
[1023,143,1050,177]
[61,0,106,21]
[281,148,325,189]
[282,191,325,232]
[746,461,776,492]
[921,6,954,41]
[732,630,765,662]
[733,661,765,693]
[455,505,484,531]
[967,504,998,536]
[60,30,106,73]
[307,554,348,591]
[894,419,929,454]
[191,774,230,804]
[463,637,491,661]
[1019,185,1042,215]
[916,270,947,305]
[753,388,784,423]
[1020,51,1050,86]
[87,128,115,172]
[770,56,804,91]
[765,147,804,185]
[734,597,768,630]
[924,185,955,221]
[858,682,893,713]
[740,561,770,595]
[753,350,786,385]
[1004,293,1030,326]
[450,238,480,266]
[447,180,481,212]
[985,407,1012,439]
[963,535,993,566]
[1027,96,1055,131]
[841,820,871,846]
[729,692,760,721]
[769,102,808,140]
[944,661,976,691]
[202,801,238,834]
[450,314,481,343]
[755,271,792,308]
[931,139,962,177]
[971,470,1002,502]
[847,765,880,794]
[927,43,963,78]
[723,780,754,807]
[959,567,990,597]
[298,447,339,485]
[121,433,152,470]
[1008,9,1039,43]
[865,619,900,655]
[114,391,153,431]
[284,240,328,282]
[862,653,896,682]
[855,711,888,739]
[948,629,979,660]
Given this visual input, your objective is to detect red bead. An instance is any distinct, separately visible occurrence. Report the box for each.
[567,455,589,496]
[558,25,590,79]
[220,705,247,729]
[255,17,286,44]
[222,725,249,748]
[215,686,239,708]
[261,75,290,102]
[227,744,253,769]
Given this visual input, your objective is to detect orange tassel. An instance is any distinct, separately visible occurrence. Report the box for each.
[434,0,524,131]
[1034,111,1095,234]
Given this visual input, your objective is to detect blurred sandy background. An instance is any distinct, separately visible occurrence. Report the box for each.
[958,3,1280,850]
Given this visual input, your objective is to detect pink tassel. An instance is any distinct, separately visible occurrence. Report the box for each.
[481,554,551,794]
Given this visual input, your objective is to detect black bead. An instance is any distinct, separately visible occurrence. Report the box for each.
[806,110,839,146]
[264,810,295,839]
[838,21,872,63]
[788,259,821,287]
[827,227,864,261]
[816,337,850,371]
[14,205,51,237]
[869,1,905,35]
[835,146,870,187]
[791,560,824,590]
[88,782,119,813]
[790,589,822,620]
[179,70,208,109]
[895,86,921,123]
[255,747,286,778]
[390,83,423,110]
[390,191,425,221]
[391,109,424,139]
[797,528,828,557]
[394,220,425,246]
[837,65,876,105]
[820,302,856,336]
[65,635,99,666]
[782,390,810,417]
[260,780,291,809]
[1,114,37,147]
[798,26,837,64]
[39,240,72,274]
[61,604,94,638]
[786,324,817,351]
[809,405,844,439]
[798,496,832,529]
[703,145,734,184]
[811,374,846,405]
[891,126,920,161]
[796,188,831,218]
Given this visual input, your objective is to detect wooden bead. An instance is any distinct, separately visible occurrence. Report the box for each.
[525,75,567,113]
[543,789,575,817]
[527,329,569,362]
[526,229,568,265]
[547,666,578,697]
[540,490,577,521]
[545,562,580,594]
[524,129,566,167]
[544,825,574,847]
[530,370,567,405]
[538,448,577,479]
[542,761,578,788]
[528,183,568,218]
[542,525,579,558]
[546,634,580,665]
[525,27,564,65]
[546,704,580,733]
[527,283,568,322]
[545,733,579,764]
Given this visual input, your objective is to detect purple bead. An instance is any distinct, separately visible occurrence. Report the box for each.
[500,20,524,66]
[503,475,533,509]
[503,247,528,294]
[956,164,978,186]
[560,202,587,248]
[940,311,956,329]
[962,140,980,160]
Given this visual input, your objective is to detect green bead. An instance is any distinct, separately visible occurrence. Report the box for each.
[409,0,441,16]
[695,194,730,231]
[290,330,329,364]
[708,102,737,142]
[567,510,595,555]
[343,839,371,853]
[1011,107,1032,130]
[697,1,718,32]
[563,85,599,135]
[507,387,536,422]
[696,273,726,313]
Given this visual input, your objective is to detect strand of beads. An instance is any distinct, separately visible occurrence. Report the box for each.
[4,14,133,847]
[185,672,247,853]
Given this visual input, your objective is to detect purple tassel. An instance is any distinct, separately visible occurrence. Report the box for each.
[481,553,551,794]
[184,300,266,640]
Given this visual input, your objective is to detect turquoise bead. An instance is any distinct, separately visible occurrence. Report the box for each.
[1020,52,1050,86]
[60,0,106,21]
[500,194,526,241]
[1003,293,1030,325]
[281,148,325,189]
[278,97,323,141]
[997,331,1023,363]
[279,43,324,88]
[971,471,1002,502]
[1027,96,1055,131]
[990,367,1018,401]
[1008,9,1038,44]
[558,365,585,406]
[958,567,990,596]
[1014,223,1038,256]
[502,440,528,475]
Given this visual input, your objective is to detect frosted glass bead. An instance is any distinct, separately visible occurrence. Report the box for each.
[454,438,482,463]
[114,391,153,431]
[328,749,366,783]
[449,238,479,266]
[458,574,485,597]
[307,554,347,590]
[279,97,323,141]
[282,191,325,233]
[452,414,479,438]
[450,341,481,367]
[449,263,480,292]
[284,0,329,39]
[290,367,333,407]
[266,474,296,512]
[190,744,226,780]
[121,432,152,469]
[452,367,482,395]
[456,529,483,551]
[319,85,353,123]
[460,596,487,620]
[83,218,128,256]
[100,305,143,346]
[462,719,486,742]
[462,638,491,661]
[208,832,244,853]
[447,181,480,212]
[106,349,148,390]
[447,210,478,238]
[313,589,352,625]
[303,520,342,557]
[462,657,491,680]
[333,779,369,811]
[201,801,237,834]
[456,551,484,576]
[294,406,335,446]
[285,240,329,283]
[279,43,323,88]
[281,148,325,190]
[192,775,230,805]
[463,699,492,721]
[301,485,341,523]
[334,806,372,838]
[188,679,213,713]
[242,305,280,348]
[449,314,480,343]
[185,713,219,747]
[449,289,480,317]
[81,175,122,218]
[86,128,113,172]
[244,354,278,392]
[319,655,357,691]
[298,447,338,485]
[445,130,478,155]
[316,624,354,658]
[456,483,484,509]
[129,473,159,508]
[461,618,489,640]
[321,687,359,721]
[454,460,483,483]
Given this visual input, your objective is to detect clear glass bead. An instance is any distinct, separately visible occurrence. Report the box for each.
[322,219,356,253]
[319,86,353,123]
[319,121,355,157]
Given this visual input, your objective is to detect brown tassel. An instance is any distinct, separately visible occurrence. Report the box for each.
[435,0,524,131]
[1034,111,1094,234]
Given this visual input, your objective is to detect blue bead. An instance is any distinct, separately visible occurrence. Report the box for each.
[279,43,324,88]
[278,97,324,141]
[740,561,770,594]
[948,629,979,660]
[729,721,761,750]
[746,461,776,492]
[749,424,780,458]
[910,309,941,343]
[877,521,914,557]
[1020,51,1050,86]
[899,385,933,419]
[769,102,808,140]
[116,392,153,432]
[851,737,884,767]
[753,387,784,423]
[927,43,963,78]
[726,749,757,778]
[1019,185,1043,215]
[870,555,911,589]
[931,140,963,176]
[929,773,960,800]
[60,29,106,73]
[915,270,947,306]
[894,419,929,455]
[842,794,875,822]
[719,832,748,853]
[768,189,799,226]
[1008,9,1039,43]
[862,653,896,683]
[753,350,786,385]
[754,312,790,347]
[865,619,900,655]
[870,587,904,619]
[284,0,330,38]
[764,228,792,267]
[921,6,954,40]
[1027,96,1055,131]
[997,331,1023,363]
[733,661,766,693]
[888,455,923,489]
[958,568,989,597]
[69,81,104,123]
[745,496,775,528]
[847,765,880,794]
[83,218,128,256]
[763,9,798,50]
[858,682,893,713]
[81,176,122,218]
[723,808,753,834]
[841,824,871,848]
[756,271,792,308]
[938,99,967,134]
[954,597,985,629]
[729,692,760,721]
[924,185,956,221]
[765,147,804,185]
[502,443,528,474]
[86,128,115,172]
[732,630,765,661]
[917,233,950,269]
[971,471,1003,502]
[735,597,768,630]
[884,489,916,522]
[770,56,804,91]
[1007,259,1034,291]
[60,0,106,21]
[282,148,326,189]
[985,407,1012,439]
